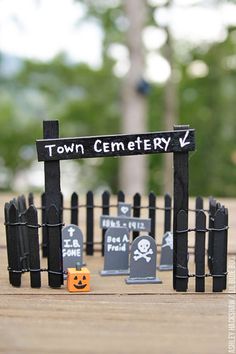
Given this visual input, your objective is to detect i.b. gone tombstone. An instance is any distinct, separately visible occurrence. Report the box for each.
[101,227,130,276]
[126,235,162,284]
[62,225,83,277]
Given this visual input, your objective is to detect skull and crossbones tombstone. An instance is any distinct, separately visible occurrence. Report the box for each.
[133,239,153,263]
[126,235,162,284]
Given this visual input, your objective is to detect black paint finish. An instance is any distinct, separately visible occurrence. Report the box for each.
[37,129,195,161]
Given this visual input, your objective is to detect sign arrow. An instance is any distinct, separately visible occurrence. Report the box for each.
[179,131,190,148]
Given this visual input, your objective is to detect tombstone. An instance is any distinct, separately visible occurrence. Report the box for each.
[159,231,173,271]
[126,235,162,284]
[118,203,132,217]
[62,224,83,278]
[101,227,130,276]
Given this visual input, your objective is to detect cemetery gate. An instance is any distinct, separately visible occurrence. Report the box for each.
[36,120,195,291]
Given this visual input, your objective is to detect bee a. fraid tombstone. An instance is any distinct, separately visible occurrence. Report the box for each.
[126,235,162,284]
[101,227,130,275]
[62,224,83,277]
[159,231,173,271]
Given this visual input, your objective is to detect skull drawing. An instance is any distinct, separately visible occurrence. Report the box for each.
[137,239,150,253]
[133,238,153,263]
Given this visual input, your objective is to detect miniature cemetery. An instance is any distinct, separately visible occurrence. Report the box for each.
[3,120,229,293]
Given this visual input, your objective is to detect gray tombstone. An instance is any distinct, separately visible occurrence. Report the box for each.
[126,235,162,284]
[62,224,83,278]
[118,203,132,217]
[101,227,130,276]
[159,231,173,271]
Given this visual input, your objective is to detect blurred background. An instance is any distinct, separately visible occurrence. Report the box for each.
[1,0,236,197]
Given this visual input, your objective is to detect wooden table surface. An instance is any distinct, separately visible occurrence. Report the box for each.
[0,194,235,354]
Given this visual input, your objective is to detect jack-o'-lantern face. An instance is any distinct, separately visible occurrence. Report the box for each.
[67,267,90,292]
[73,275,87,290]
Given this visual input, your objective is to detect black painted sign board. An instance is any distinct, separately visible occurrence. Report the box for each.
[36,129,195,161]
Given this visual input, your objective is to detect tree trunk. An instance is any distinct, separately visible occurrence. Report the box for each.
[163,5,178,195]
[119,0,148,195]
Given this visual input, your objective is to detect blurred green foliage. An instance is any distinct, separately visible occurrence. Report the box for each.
[0,2,236,196]
[0,55,121,190]
[179,27,236,196]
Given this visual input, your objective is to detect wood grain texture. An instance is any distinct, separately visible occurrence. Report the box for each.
[0,194,235,354]
[0,249,232,354]
[0,292,229,354]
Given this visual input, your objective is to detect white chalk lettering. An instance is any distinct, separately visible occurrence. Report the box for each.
[94,140,126,154]
[75,144,84,154]
[72,239,80,248]
[61,143,84,155]
[162,137,171,151]
[64,239,71,248]
[64,143,74,154]
[62,248,81,257]
[153,137,171,151]
[45,144,56,157]
[144,139,151,150]
[107,243,127,252]
[107,236,121,243]
[127,141,135,150]
[56,143,85,155]
[94,139,102,152]
[103,142,110,152]
[122,234,129,243]
[111,141,125,152]
[135,136,142,150]
[153,138,163,150]
[57,146,64,154]
[40,130,193,161]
